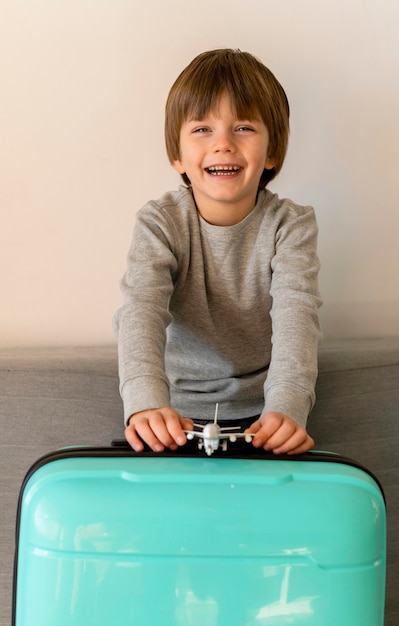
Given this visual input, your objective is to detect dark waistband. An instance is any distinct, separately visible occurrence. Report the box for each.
[193,416,259,432]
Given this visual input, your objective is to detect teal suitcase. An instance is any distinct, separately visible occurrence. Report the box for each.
[13,443,386,626]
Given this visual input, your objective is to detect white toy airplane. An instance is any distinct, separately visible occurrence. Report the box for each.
[184,403,255,456]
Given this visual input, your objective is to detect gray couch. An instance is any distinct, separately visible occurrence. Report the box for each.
[1,337,398,625]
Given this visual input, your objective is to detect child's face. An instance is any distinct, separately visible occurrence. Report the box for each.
[173,92,275,225]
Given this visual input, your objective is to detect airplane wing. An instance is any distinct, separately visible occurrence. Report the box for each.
[184,429,255,443]
[218,432,255,443]
[183,430,202,441]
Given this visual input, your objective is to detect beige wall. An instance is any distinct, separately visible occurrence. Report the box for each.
[1,0,398,347]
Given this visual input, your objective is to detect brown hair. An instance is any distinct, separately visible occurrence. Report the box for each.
[165,49,290,188]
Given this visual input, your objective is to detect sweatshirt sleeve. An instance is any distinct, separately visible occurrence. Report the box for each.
[113,203,178,425]
[262,204,322,427]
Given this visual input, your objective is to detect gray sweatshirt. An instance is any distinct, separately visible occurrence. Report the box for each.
[114,186,321,426]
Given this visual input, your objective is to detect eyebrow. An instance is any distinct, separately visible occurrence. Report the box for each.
[185,110,262,123]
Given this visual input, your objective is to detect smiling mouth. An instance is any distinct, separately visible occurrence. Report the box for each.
[206,165,242,176]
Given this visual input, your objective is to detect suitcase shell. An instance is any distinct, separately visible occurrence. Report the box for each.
[13,444,386,626]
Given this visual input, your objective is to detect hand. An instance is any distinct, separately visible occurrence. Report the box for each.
[245,412,314,455]
[125,407,194,453]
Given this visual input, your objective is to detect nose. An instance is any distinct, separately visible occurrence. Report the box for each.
[213,129,236,153]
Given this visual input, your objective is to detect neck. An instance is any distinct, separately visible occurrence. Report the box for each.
[193,193,259,226]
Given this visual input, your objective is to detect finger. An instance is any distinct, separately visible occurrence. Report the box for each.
[147,412,179,450]
[181,416,194,431]
[161,412,189,447]
[244,419,262,435]
[274,432,314,455]
[125,423,145,452]
[262,421,298,451]
[286,435,315,456]
[251,414,286,448]
[253,413,285,441]
[133,416,167,452]
[152,409,194,448]
[245,421,264,448]
[167,416,196,446]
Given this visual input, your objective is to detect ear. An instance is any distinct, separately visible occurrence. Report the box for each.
[265,154,277,170]
[172,159,185,175]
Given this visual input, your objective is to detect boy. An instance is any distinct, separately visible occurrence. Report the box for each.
[114,49,321,455]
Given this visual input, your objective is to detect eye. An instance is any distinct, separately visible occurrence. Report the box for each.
[236,125,255,132]
[192,126,211,134]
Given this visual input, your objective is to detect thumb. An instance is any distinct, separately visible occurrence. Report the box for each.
[244,419,262,434]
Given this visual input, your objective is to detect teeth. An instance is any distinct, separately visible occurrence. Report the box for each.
[207,165,241,175]
[208,165,240,171]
